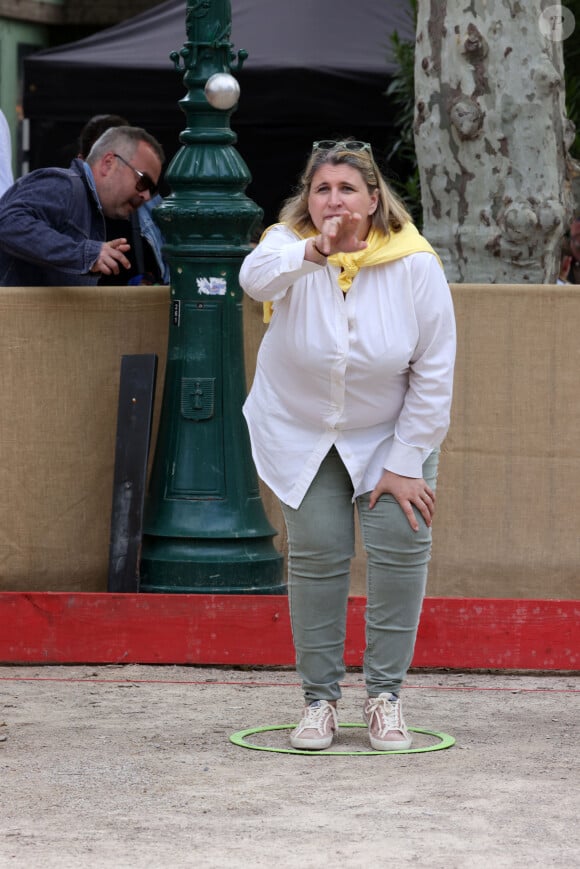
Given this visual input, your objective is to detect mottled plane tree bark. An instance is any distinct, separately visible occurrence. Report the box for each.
[414,0,576,282]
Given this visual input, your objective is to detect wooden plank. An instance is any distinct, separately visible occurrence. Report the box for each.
[0,593,577,670]
[107,354,157,593]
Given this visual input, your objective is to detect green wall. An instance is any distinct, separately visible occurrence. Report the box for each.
[0,18,49,178]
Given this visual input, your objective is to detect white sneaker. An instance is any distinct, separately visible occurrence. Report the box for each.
[363,693,412,750]
[290,700,338,750]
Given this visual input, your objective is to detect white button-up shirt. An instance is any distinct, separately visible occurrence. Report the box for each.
[240,224,456,509]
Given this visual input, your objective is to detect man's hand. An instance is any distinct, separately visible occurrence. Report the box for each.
[369,469,436,532]
[90,238,131,275]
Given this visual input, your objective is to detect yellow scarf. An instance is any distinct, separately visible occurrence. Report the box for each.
[261,222,441,323]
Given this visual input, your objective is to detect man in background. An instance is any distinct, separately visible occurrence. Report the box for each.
[0,125,164,286]
[568,217,580,285]
[77,114,169,286]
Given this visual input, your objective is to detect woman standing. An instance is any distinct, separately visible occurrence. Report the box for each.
[240,140,456,751]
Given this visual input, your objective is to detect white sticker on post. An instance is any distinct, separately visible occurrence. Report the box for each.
[196,277,227,296]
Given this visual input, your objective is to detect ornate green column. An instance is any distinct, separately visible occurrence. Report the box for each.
[139,0,284,594]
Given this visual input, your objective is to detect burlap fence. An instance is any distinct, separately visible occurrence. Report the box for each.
[0,284,578,598]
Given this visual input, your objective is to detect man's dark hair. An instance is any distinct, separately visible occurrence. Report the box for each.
[78,114,129,159]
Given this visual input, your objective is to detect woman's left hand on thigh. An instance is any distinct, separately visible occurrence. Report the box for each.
[369,470,435,531]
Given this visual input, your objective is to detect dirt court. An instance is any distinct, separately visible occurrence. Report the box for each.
[0,664,578,869]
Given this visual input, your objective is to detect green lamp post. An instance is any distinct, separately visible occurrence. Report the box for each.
[139,0,284,594]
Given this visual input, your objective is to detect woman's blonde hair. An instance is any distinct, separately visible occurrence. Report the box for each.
[279,141,412,236]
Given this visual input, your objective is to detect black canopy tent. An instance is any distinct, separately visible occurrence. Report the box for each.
[23,0,415,223]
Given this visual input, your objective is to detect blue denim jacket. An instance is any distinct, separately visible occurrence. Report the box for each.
[137,195,170,285]
[0,158,104,286]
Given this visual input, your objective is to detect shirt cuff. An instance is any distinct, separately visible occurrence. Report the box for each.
[280,238,324,275]
[385,438,429,479]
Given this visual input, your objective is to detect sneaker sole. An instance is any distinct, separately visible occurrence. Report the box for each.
[368,733,413,751]
[290,735,335,750]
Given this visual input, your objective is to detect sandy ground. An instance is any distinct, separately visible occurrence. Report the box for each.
[0,665,579,869]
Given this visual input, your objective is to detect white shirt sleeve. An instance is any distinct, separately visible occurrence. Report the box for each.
[386,253,456,478]
[0,111,14,197]
[239,225,323,301]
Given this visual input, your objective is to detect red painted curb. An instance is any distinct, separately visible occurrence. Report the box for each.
[0,593,577,670]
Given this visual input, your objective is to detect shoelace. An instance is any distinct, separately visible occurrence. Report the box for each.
[367,697,403,736]
[298,703,334,733]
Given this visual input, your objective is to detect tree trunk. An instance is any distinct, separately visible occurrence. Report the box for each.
[414,0,576,283]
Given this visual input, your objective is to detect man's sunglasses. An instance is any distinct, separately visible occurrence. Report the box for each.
[114,153,158,196]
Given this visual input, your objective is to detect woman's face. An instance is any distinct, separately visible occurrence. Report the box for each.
[307,162,378,238]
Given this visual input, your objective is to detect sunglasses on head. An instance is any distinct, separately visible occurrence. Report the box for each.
[312,140,373,155]
[114,153,158,196]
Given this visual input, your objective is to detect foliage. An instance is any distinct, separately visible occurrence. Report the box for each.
[384,0,422,225]
[563,0,580,160]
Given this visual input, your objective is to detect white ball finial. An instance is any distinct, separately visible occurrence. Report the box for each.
[204,73,240,110]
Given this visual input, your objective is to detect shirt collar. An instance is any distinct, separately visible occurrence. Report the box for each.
[81,161,102,211]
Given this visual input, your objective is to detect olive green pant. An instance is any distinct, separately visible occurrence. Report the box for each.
[281,446,438,703]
